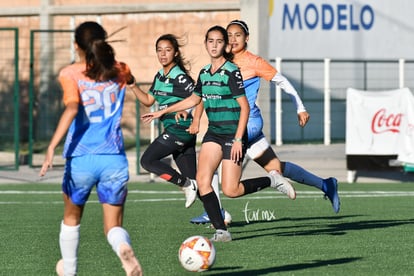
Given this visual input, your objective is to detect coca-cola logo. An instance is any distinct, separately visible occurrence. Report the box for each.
[371,108,403,133]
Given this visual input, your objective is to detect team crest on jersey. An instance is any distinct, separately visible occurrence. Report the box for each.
[177,75,187,84]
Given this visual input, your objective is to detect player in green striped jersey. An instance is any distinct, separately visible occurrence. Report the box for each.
[130,34,202,208]
[142,26,292,242]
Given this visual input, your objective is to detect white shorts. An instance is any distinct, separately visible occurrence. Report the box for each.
[246,137,270,160]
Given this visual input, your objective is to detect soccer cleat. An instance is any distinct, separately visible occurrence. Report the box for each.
[223,210,232,225]
[269,170,296,200]
[182,179,198,208]
[323,177,340,213]
[119,243,143,276]
[190,209,232,225]
[210,229,232,242]
[190,211,210,224]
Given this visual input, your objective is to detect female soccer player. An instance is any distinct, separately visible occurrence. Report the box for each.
[39,21,142,276]
[128,34,201,208]
[226,19,340,212]
[141,25,292,242]
[190,19,340,225]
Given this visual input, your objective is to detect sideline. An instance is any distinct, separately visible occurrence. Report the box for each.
[1,143,413,184]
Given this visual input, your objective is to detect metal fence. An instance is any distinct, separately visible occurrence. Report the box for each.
[268,58,414,145]
[2,27,414,173]
[27,30,74,167]
[26,29,143,171]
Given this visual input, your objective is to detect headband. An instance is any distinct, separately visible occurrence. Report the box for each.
[228,20,249,35]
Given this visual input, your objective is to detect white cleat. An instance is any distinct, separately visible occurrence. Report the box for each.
[182,179,198,208]
[269,170,296,200]
[210,229,232,242]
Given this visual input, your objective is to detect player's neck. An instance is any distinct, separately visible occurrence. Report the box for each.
[210,56,226,73]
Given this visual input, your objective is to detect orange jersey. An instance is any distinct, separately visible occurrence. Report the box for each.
[233,50,277,82]
[59,61,131,106]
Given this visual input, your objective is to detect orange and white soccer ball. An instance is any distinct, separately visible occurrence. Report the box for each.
[178,235,216,272]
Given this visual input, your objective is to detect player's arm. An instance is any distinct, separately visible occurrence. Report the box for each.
[141,93,201,123]
[128,84,155,107]
[119,61,155,107]
[232,95,249,163]
[187,101,204,134]
[271,72,310,127]
[39,102,78,176]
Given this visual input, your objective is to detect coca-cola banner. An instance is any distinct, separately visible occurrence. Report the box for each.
[346,88,414,163]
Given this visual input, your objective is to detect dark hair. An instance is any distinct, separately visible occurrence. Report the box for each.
[74,21,119,81]
[204,25,234,61]
[226,19,250,35]
[155,34,193,82]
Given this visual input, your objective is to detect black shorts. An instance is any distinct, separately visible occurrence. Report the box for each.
[155,130,196,150]
[202,130,247,161]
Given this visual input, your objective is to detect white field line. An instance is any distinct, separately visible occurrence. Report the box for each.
[0,190,413,204]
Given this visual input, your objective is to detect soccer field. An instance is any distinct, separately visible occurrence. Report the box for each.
[0,181,413,275]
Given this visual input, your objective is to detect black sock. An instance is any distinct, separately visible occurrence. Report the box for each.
[200,192,226,231]
[170,174,188,187]
[241,177,271,195]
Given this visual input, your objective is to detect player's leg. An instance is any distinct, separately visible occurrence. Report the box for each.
[190,170,232,225]
[104,204,142,276]
[244,137,295,199]
[97,155,142,276]
[173,139,199,208]
[57,156,94,276]
[196,140,230,241]
[141,133,188,185]
[141,133,198,207]
[249,137,339,212]
[57,195,83,276]
[281,161,340,213]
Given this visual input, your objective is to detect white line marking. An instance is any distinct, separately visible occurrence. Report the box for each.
[1,190,414,195]
[0,190,413,204]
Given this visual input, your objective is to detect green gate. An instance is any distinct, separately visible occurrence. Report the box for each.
[28,30,74,167]
[0,28,19,170]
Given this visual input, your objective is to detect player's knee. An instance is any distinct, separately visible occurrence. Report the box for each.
[140,156,151,171]
[221,185,239,198]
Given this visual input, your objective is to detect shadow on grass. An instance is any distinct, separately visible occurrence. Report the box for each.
[207,257,362,275]
[228,217,414,240]
[228,214,356,228]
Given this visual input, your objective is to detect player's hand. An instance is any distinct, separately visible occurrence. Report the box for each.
[141,110,163,124]
[230,140,243,164]
[186,122,199,135]
[39,147,55,177]
[175,111,188,122]
[119,62,135,85]
[298,111,310,127]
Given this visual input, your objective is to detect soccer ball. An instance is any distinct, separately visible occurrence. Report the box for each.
[178,235,216,272]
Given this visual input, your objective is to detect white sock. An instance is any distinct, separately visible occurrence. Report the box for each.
[59,221,80,276]
[211,170,221,208]
[107,226,131,257]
